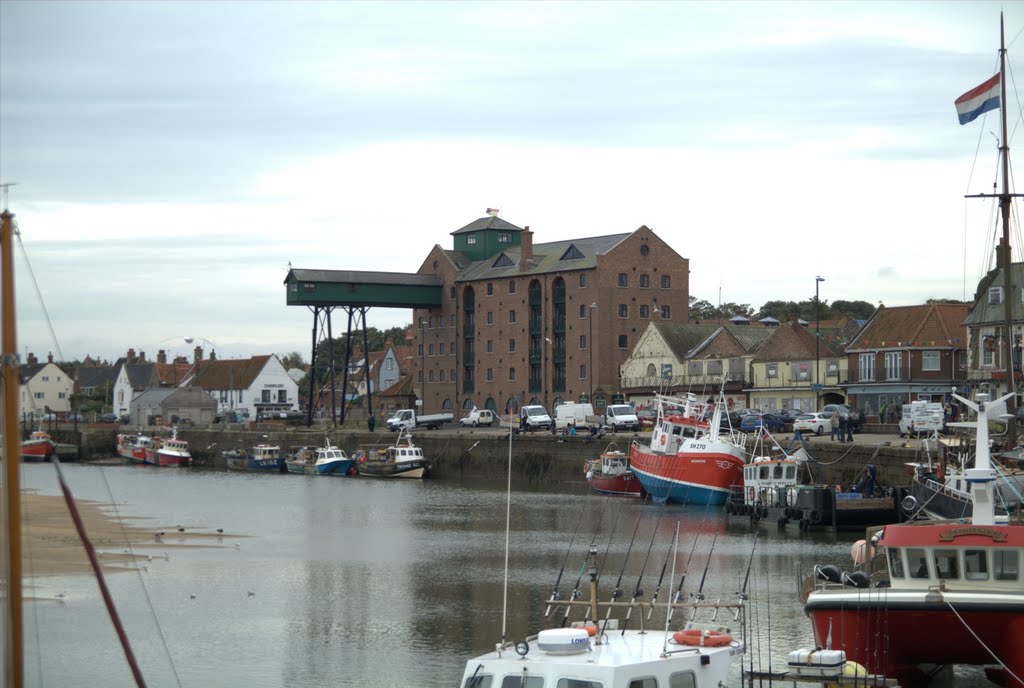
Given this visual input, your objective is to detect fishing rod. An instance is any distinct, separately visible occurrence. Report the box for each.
[620,496,668,634]
[645,486,692,620]
[666,491,714,626]
[599,494,651,635]
[561,495,613,626]
[543,506,587,617]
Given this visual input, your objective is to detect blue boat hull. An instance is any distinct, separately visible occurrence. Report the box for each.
[631,472,730,506]
[316,459,355,476]
[226,456,286,472]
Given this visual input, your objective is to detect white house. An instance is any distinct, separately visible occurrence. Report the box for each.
[19,354,72,418]
[180,354,299,418]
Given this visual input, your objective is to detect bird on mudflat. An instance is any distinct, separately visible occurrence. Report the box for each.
[177,527,185,533]
[216,528,223,534]
[247,591,255,597]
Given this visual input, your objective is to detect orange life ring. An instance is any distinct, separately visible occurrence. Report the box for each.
[672,629,733,647]
[660,435,667,446]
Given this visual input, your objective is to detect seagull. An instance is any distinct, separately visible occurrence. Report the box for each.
[56,592,66,601]
[189,594,196,600]
[177,527,185,533]
[247,591,255,597]
[147,555,153,562]
[216,528,223,534]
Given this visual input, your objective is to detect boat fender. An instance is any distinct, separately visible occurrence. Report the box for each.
[672,629,733,647]
[586,471,593,480]
[660,434,667,446]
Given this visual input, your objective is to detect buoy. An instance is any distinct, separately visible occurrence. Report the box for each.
[824,660,868,688]
[672,628,733,647]
[850,539,875,565]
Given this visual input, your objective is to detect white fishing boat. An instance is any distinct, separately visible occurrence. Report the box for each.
[359,430,430,479]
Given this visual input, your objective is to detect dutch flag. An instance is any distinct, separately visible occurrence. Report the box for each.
[955,74,1001,125]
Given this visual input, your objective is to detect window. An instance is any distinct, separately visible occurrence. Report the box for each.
[429,316,434,328]
[646,363,656,377]
[450,314,456,327]
[766,363,778,379]
[439,343,446,356]
[487,311,494,325]
[418,317,425,329]
[487,282,494,296]
[451,368,455,381]
[922,351,940,371]
[618,304,628,318]
[618,273,628,287]
[965,549,988,580]
[580,364,587,379]
[669,671,697,688]
[386,358,394,370]
[640,305,649,319]
[428,343,435,356]
[934,549,960,579]
[498,230,512,243]
[508,339,516,352]
[661,275,671,289]
[450,286,456,300]
[796,363,810,381]
[580,335,587,349]
[995,549,1019,580]
[661,305,671,319]
[990,286,1004,305]
[428,370,435,382]
[262,389,271,403]
[417,344,424,356]
[628,679,658,688]
[826,361,838,376]
[509,310,517,323]
[885,351,902,380]
[508,367,516,381]
[439,369,446,382]
[508,280,516,294]
[580,304,587,318]
[579,273,587,288]
[486,368,494,382]
[859,353,875,381]
[439,317,446,329]
[688,360,703,376]
[640,244,650,257]
[984,334,999,367]
[487,340,493,353]
[618,334,628,349]
[707,360,723,376]
[909,548,929,578]
[467,233,477,245]
[640,274,649,288]
[507,678,543,688]
[418,371,423,382]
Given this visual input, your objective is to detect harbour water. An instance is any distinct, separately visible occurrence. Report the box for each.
[15,461,990,687]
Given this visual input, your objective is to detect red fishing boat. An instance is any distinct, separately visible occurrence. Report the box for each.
[116,433,153,464]
[585,442,644,497]
[20,429,55,461]
[629,390,745,505]
[804,391,1024,687]
[144,427,192,467]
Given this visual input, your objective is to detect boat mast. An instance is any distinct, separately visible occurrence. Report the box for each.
[1,208,24,688]
[997,14,1018,445]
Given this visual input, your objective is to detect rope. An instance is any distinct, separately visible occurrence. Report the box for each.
[13,225,65,363]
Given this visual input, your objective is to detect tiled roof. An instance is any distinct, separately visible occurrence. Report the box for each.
[652,322,774,360]
[77,365,118,388]
[154,362,194,386]
[125,363,157,390]
[379,374,415,397]
[187,356,273,389]
[849,304,970,350]
[450,215,524,235]
[455,232,632,282]
[163,386,218,408]
[753,320,844,362]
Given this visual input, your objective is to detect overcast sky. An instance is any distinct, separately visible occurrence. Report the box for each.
[2,1,1022,364]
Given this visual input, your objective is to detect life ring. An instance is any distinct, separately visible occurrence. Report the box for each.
[660,435,667,446]
[672,629,733,647]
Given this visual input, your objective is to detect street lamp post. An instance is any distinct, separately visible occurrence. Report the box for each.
[589,303,596,402]
[815,276,825,411]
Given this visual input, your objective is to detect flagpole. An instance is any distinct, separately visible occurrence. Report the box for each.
[998,12,1017,444]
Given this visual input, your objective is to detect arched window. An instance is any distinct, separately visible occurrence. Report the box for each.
[463,398,475,410]
[485,397,498,412]
[442,398,453,410]
[505,397,520,414]
[646,363,657,377]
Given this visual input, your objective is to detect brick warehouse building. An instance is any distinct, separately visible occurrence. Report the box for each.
[410,211,690,417]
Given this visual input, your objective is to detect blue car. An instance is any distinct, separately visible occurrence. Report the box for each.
[739,413,784,433]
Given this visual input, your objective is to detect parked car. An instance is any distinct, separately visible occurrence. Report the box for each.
[720,410,742,430]
[460,408,495,427]
[637,408,657,429]
[98,412,119,424]
[822,403,862,432]
[773,409,799,430]
[794,412,832,436]
[739,413,784,433]
[67,413,85,423]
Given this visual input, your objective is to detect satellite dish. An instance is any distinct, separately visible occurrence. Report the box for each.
[184,336,194,344]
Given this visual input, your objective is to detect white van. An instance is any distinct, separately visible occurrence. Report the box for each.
[520,405,552,432]
[899,401,944,437]
[554,402,596,430]
[604,404,640,432]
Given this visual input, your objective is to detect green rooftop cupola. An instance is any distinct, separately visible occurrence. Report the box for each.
[451,209,524,262]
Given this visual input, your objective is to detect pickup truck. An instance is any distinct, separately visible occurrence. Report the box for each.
[386,409,454,432]
[459,408,495,427]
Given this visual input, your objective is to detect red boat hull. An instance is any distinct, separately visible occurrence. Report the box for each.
[20,441,53,461]
[144,449,192,467]
[630,444,744,505]
[587,471,644,497]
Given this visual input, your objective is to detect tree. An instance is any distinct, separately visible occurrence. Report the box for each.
[830,300,876,320]
[280,351,306,369]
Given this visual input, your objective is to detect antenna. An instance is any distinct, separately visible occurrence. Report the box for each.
[0,182,17,211]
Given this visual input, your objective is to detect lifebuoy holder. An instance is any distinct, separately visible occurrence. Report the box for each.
[672,628,734,647]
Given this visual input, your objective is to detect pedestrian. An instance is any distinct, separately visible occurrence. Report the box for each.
[838,413,847,443]
[845,412,855,442]
[830,411,840,440]
[367,411,376,432]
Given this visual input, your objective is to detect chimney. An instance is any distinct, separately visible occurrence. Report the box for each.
[139,350,146,362]
[157,349,167,365]
[47,352,54,363]
[210,350,217,361]
[127,348,136,363]
[486,207,499,217]
[520,226,533,272]
[194,346,204,363]
[27,352,37,366]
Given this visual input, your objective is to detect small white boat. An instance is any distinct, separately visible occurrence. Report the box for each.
[359,430,429,479]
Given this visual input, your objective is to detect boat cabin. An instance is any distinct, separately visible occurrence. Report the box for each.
[880,526,1024,590]
[742,456,800,509]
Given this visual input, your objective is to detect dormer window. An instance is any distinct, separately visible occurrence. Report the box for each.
[498,231,512,243]
[990,286,1004,305]
[467,233,478,245]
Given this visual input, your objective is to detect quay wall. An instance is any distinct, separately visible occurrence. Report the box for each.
[73,426,920,490]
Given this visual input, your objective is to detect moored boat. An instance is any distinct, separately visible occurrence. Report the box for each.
[287,438,356,476]
[21,428,55,462]
[804,391,1024,687]
[629,389,745,505]
[144,427,192,467]
[224,443,287,472]
[359,431,429,478]
[117,433,153,464]
[585,442,644,496]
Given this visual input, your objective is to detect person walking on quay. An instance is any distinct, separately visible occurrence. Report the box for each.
[830,410,841,441]
[367,412,376,432]
[846,411,855,442]
[838,413,847,443]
